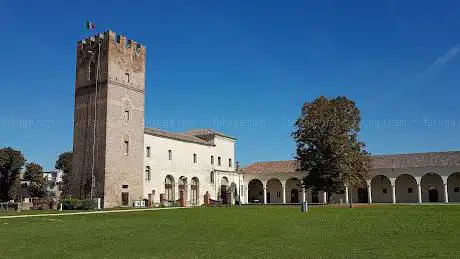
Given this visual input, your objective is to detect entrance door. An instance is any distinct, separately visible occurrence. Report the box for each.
[357,188,368,203]
[221,185,227,204]
[312,190,319,203]
[267,192,271,203]
[121,192,129,206]
[291,189,299,203]
[429,188,439,202]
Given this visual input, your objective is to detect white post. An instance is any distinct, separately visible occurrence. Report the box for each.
[322,191,327,203]
[345,186,349,203]
[302,188,306,203]
[282,185,286,204]
[245,185,249,204]
[415,177,422,204]
[442,176,449,203]
[391,184,396,204]
[263,187,267,204]
[367,180,372,204]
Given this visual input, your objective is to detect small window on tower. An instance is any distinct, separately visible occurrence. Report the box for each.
[229,158,232,167]
[211,155,214,165]
[124,73,130,83]
[168,150,172,160]
[124,141,129,155]
[146,146,151,157]
[193,154,197,163]
[124,110,130,121]
[218,157,221,166]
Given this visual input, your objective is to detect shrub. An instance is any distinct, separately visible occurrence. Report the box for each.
[61,198,95,210]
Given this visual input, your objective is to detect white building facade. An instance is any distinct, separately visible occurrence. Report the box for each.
[142,128,242,206]
[241,152,460,204]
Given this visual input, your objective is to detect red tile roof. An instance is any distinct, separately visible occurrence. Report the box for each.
[242,151,460,174]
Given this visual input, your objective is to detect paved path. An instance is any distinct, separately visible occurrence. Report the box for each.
[0,207,188,219]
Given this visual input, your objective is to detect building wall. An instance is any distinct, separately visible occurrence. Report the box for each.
[143,133,239,205]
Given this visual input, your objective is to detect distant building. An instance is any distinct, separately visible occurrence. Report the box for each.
[43,170,63,199]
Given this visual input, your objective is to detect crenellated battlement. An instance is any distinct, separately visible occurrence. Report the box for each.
[77,30,146,54]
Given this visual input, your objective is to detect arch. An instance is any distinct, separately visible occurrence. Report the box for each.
[164,175,175,202]
[230,182,238,198]
[191,177,199,205]
[395,174,417,203]
[421,173,443,202]
[448,172,460,202]
[248,179,264,203]
[221,177,229,186]
[285,178,301,203]
[370,175,392,203]
[266,178,282,203]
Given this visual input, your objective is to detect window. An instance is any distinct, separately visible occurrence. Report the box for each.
[218,156,221,166]
[210,171,214,183]
[124,110,130,121]
[146,146,151,157]
[408,188,413,193]
[124,72,130,83]
[211,155,214,165]
[277,192,281,198]
[382,188,387,194]
[193,153,197,163]
[168,150,172,160]
[124,141,129,154]
[455,187,460,193]
[122,185,128,189]
[145,166,151,181]
[229,158,232,167]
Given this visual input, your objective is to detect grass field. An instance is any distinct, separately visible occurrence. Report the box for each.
[0,205,459,258]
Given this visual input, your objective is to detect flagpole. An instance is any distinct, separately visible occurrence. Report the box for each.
[90,29,101,202]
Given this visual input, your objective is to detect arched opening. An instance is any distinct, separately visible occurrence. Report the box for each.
[178,176,187,203]
[285,178,301,203]
[248,179,263,203]
[395,174,417,203]
[266,178,282,203]
[230,182,238,204]
[191,177,199,205]
[421,173,443,202]
[371,175,392,203]
[448,172,460,202]
[164,175,175,202]
[221,177,229,204]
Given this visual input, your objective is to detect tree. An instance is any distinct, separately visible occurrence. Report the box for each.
[0,147,26,202]
[24,162,46,198]
[292,96,370,201]
[55,151,72,197]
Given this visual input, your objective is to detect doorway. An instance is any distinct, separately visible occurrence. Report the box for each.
[357,188,368,203]
[121,192,129,206]
[311,190,319,203]
[428,188,439,202]
[291,189,299,203]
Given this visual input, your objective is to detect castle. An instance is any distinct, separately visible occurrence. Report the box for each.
[71,31,460,208]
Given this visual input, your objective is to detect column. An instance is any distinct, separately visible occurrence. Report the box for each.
[186,184,190,206]
[367,180,372,204]
[442,176,449,203]
[345,186,349,203]
[263,187,267,204]
[302,188,306,203]
[415,177,422,204]
[391,184,396,204]
[282,185,286,204]
[245,185,249,204]
[322,191,327,203]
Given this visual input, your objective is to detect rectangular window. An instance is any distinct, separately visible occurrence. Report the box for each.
[229,158,232,167]
[146,146,151,157]
[122,185,128,189]
[168,150,172,160]
[124,110,130,121]
[218,156,221,166]
[125,73,130,83]
[408,188,413,193]
[211,155,214,165]
[193,154,197,163]
[124,141,129,154]
[145,167,151,181]
[382,188,387,194]
[455,187,460,193]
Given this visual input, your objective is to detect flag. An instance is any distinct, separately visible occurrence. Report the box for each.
[86,20,95,30]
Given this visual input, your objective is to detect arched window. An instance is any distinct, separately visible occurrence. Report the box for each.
[191,177,199,205]
[210,171,214,183]
[145,166,151,181]
[165,175,175,201]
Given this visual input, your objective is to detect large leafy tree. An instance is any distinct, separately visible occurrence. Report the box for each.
[24,162,46,198]
[292,96,370,201]
[0,147,26,202]
[55,151,72,197]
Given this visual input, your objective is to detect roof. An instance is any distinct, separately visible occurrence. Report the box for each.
[185,129,237,140]
[144,128,214,146]
[242,151,460,174]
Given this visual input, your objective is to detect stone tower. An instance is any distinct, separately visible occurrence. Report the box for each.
[72,31,145,208]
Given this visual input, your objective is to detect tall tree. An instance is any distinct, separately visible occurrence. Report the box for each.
[24,162,46,198]
[292,96,370,201]
[55,151,72,197]
[0,147,26,202]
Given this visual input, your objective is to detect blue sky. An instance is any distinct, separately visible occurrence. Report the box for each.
[1,0,460,170]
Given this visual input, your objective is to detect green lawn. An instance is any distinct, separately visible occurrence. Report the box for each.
[0,205,459,258]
